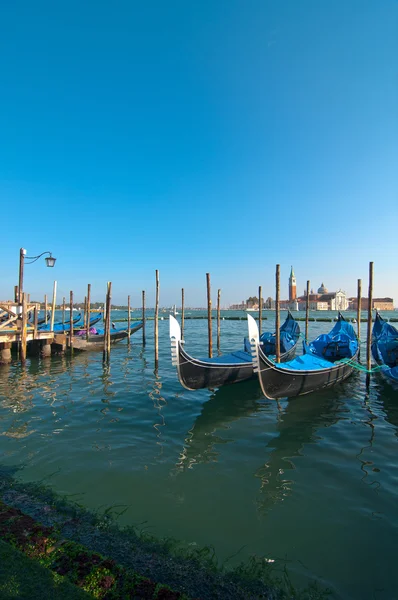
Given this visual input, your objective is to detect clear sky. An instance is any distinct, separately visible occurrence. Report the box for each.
[1,0,397,307]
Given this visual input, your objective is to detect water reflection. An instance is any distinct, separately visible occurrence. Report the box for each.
[149,368,167,459]
[176,380,263,470]
[375,377,398,435]
[255,391,343,514]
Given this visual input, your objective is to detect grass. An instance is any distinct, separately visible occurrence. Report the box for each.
[0,539,92,600]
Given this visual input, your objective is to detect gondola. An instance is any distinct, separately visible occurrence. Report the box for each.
[38,313,100,332]
[72,321,143,351]
[35,313,82,327]
[169,312,300,390]
[35,312,52,326]
[371,312,398,384]
[248,312,358,399]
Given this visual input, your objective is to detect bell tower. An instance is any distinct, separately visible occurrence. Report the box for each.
[289,266,297,302]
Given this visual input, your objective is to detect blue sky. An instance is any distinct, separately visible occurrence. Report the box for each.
[1,0,397,307]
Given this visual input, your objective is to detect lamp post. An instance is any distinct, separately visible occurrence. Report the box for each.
[18,248,57,303]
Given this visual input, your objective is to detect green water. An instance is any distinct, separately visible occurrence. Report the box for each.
[0,310,397,599]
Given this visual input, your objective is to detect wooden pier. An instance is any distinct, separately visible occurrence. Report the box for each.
[0,300,54,363]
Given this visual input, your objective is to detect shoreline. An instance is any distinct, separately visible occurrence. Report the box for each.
[0,466,328,600]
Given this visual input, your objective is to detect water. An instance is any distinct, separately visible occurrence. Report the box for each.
[1,310,398,599]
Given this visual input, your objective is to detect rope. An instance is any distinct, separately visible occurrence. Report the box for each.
[336,358,385,374]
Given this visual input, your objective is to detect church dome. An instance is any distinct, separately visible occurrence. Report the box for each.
[317,282,328,294]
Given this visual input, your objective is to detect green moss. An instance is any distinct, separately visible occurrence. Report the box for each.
[0,539,91,599]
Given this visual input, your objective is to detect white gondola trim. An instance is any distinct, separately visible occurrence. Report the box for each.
[169,314,181,367]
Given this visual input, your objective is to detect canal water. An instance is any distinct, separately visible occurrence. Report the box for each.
[0,310,397,599]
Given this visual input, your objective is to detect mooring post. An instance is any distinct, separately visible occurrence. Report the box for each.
[206,273,212,358]
[103,282,112,360]
[357,279,362,354]
[62,297,66,326]
[69,291,74,353]
[86,284,91,341]
[217,288,221,354]
[106,282,112,357]
[44,294,48,324]
[142,290,146,346]
[305,280,310,342]
[20,293,28,362]
[154,270,159,366]
[181,288,185,340]
[33,305,38,339]
[127,295,131,344]
[50,281,57,331]
[258,285,262,335]
[275,265,281,363]
[83,296,87,330]
[366,262,374,385]
[14,285,18,303]
[0,342,12,364]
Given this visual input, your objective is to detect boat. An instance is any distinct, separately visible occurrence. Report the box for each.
[38,313,100,332]
[371,312,398,384]
[37,313,52,326]
[169,312,300,391]
[72,322,143,351]
[35,313,82,327]
[248,312,358,399]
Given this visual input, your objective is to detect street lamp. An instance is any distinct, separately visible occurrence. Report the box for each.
[18,248,57,303]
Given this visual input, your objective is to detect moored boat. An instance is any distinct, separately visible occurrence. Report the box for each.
[38,313,100,332]
[372,312,398,384]
[248,313,359,399]
[72,321,143,351]
[169,312,300,391]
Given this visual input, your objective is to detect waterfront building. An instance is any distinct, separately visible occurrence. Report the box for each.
[349,297,394,311]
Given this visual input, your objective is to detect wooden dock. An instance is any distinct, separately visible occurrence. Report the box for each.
[0,299,55,363]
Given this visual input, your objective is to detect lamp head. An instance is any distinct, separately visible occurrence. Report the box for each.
[45,255,56,268]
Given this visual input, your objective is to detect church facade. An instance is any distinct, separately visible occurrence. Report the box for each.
[281,268,349,311]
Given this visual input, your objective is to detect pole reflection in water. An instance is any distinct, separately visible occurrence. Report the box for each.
[149,367,167,460]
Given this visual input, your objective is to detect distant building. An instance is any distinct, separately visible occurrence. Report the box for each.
[349,297,394,311]
[289,266,297,302]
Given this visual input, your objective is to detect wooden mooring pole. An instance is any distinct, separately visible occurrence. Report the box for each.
[127,295,131,344]
[181,288,185,340]
[154,270,159,366]
[305,280,310,342]
[84,297,87,329]
[50,281,57,331]
[366,262,374,385]
[357,279,362,359]
[103,282,112,360]
[106,283,112,357]
[62,297,66,326]
[86,284,91,341]
[33,305,38,339]
[69,291,74,353]
[258,285,262,335]
[20,293,28,362]
[142,291,146,346]
[206,273,212,358]
[275,265,280,363]
[217,288,221,354]
[44,294,48,324]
